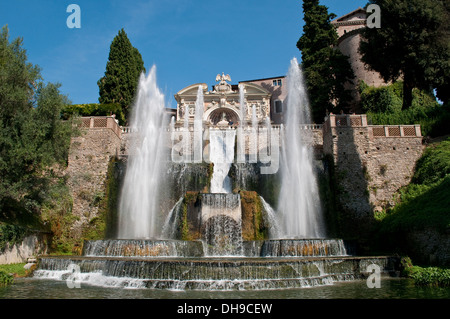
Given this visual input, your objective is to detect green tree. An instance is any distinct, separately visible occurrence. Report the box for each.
[297,0,355,123]
[359,0,450,110]
[97,29,145,121]
[0,25,72,221]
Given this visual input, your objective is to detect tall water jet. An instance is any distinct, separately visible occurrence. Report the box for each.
[277,58,325,238]
[118,66,167,239]
[249,104,258,163]
[239,83,246,127]
[236,84,246,163]
[183,99,191,163]
[193,85,204,163]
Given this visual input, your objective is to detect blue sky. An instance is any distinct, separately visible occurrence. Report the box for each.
[1,0,368,107]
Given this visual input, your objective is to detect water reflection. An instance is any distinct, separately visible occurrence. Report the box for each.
[1,277,450,299]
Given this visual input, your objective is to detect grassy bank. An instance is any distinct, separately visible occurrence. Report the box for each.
[0,263,30,287]
[379,138,450,232]
[402,258,450,287]
[375,137,450,265]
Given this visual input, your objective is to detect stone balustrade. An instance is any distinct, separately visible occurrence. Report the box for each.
[79,116,122,138]
[121,123,323,133]
[325,113,421,137]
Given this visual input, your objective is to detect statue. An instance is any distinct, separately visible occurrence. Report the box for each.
[217,112,229,126]
[216,72,231,83]
[213,72,233,94]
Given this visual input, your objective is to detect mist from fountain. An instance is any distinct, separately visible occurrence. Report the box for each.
[277,58,326,239]
[118,66,168,239]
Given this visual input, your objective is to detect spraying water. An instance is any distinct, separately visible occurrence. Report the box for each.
[236,84,246,163]
[277,58,325,238]
[118,66,167,239]
[183,98,191,163]
[239,84,246,127]
[193,85,204,163]
[249,104,258,163]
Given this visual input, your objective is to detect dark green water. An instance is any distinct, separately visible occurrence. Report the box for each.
[1,277,449,299]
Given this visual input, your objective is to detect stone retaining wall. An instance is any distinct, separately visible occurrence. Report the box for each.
[65,122,121,242]
[323,114,424,220]
[0,233,50,264]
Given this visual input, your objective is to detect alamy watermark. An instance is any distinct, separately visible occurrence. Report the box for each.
[66,263,81,288]
[366,264,381,288]
[171,127,280,175]
[366,4,381,29]
[66,4,81,29]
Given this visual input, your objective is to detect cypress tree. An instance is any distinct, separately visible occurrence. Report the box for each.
[297,0,354,123]
[98,29,145,121]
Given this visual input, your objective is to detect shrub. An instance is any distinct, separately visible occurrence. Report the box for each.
[0,270,13,287]
[361,81,450,137]
[62,103,126,126]
[401,257,450,287]
[0,223,27,252]
[359,81,402,113]
[412,138,450,185]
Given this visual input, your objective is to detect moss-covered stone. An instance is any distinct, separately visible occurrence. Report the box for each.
[240,191,268,241]
[180,191,202,241]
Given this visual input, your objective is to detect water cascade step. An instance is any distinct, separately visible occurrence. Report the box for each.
[35,253,399,290]
[82,239,204,257]
[34,238,397,290]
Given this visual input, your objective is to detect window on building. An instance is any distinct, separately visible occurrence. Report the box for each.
[273,79,283,87]
[274,100,283,113]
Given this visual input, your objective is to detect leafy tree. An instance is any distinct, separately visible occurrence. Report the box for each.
[0,25,72,222]
[359,0,450,110]
[297,0,355,123]
[97,29,145,121]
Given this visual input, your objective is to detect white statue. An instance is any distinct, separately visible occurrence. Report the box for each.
[216,72,231,83]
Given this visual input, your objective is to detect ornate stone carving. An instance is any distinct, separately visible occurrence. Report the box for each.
[188,104,195,115]
[213,72,234,94]
[179,104,185,118]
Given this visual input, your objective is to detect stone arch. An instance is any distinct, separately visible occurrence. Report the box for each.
[205,107,240,125]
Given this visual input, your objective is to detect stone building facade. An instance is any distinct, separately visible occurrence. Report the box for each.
[174,73,287,126]
[331,7,388,112]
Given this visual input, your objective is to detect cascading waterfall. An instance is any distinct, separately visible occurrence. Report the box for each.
[201,193,243,256]
[277,58,325,238]
[260,196,281,239]
[206,126,242,256]
[161,196,184,239]
[118,66,167,239]
[209,129,236,193]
